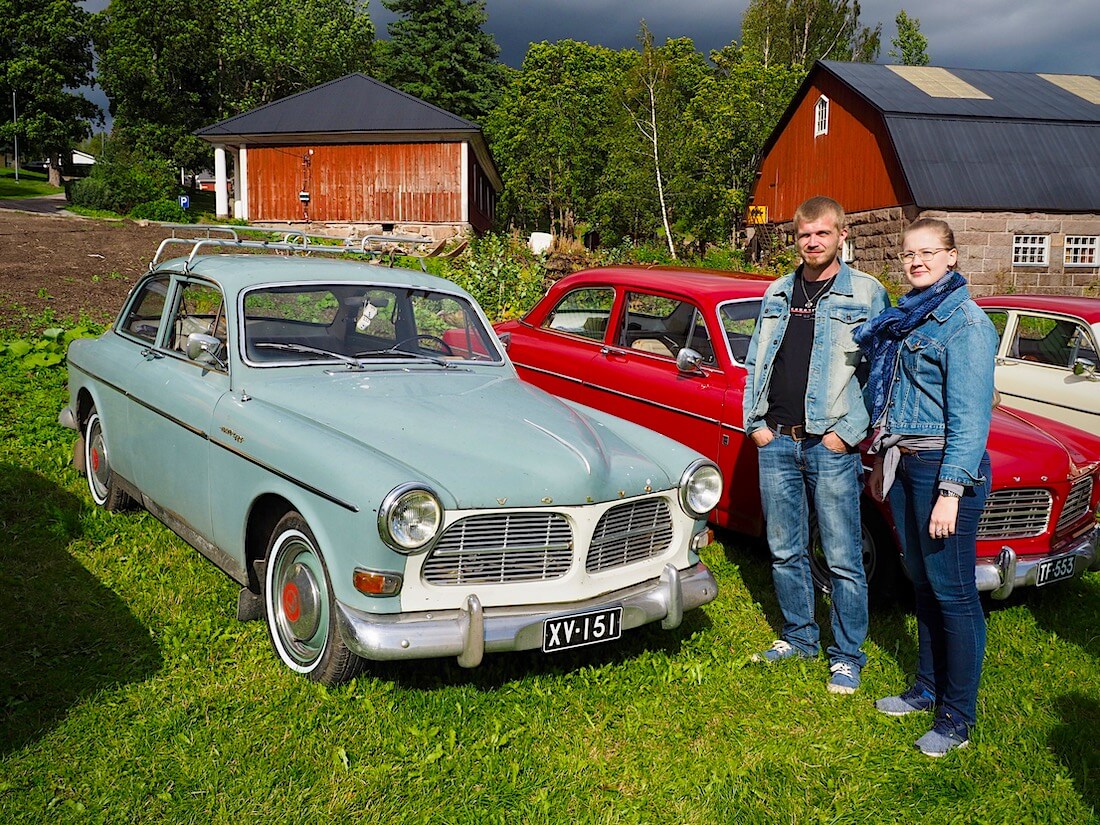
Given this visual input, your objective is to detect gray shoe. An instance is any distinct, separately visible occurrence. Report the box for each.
[876,685,936,716]
[915,716,970,757]
[751,639,812,663]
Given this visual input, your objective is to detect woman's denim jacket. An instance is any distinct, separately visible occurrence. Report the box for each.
[883,286,998,486]
[743,262,890,447]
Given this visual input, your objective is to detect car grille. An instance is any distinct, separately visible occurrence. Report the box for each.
[421,513,573,585]
[977,488,1052,539]
[586,498,674,573]
[1056,476,1095,532]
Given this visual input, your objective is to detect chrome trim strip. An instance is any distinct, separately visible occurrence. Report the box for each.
[514,363,723,427]
[997,390,1098,419]
[70,363,359,513]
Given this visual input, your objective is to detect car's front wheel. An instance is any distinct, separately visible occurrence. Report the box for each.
[263,511,364,685]
[83,406,132,511]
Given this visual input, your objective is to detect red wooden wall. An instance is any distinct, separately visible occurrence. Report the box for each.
[247,143,467,224]
[750,73,912,224]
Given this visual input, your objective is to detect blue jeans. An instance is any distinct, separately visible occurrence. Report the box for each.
[757,434,868,668]
[888,450,990,730]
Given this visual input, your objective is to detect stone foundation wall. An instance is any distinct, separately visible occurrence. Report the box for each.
[779,207,1100,296]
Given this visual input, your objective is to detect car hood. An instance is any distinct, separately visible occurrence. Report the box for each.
[251,368,684,509]
[988,406,1099,484]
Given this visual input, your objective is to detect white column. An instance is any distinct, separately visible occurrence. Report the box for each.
[231,148,242,220]
[238,145,249,221]
[460,142,469,224]
[214,145,229,219]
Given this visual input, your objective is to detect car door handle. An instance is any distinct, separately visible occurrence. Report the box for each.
[600,346,626,357]
[140,348,164,360]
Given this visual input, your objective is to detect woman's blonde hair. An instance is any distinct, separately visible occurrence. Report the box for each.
[903,217,956,249]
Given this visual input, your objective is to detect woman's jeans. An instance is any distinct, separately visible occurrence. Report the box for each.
[888,450,991,730]
[757,434,868,668]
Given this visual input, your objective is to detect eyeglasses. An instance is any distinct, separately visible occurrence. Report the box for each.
[898,248,951,264]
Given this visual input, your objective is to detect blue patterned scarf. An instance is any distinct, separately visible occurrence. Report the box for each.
[853,272,968,424]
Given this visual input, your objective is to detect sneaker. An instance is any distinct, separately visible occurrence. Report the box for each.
[751,639,811,663]
[915,715,970,757]
[876,685,936,717]
[826,661,861,694]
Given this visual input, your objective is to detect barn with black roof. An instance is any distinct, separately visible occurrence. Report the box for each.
[195,73,500,238]
[748,60,1100,295]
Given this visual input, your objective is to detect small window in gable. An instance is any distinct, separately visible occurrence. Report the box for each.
[814,96,830,137]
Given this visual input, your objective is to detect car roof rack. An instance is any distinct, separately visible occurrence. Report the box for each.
[149,225,434,271]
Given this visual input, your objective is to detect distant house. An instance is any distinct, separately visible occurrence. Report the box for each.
[748,60,1100,295]
[195,74,501,238]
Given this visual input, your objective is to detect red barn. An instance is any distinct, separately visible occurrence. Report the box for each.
[749,61,1100,295]
[195,74,500,237]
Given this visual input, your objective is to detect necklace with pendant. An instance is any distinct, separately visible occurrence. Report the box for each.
[799,275,833,308]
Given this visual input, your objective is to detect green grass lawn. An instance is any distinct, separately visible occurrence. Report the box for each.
[0,355,1097,824]
[0,167,64,199]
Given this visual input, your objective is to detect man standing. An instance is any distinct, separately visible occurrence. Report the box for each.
[743,196,889,694]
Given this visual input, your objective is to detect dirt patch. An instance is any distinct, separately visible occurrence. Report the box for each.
[0,209,180,334]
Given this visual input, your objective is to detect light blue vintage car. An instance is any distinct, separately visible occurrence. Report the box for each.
[60,234,721,684]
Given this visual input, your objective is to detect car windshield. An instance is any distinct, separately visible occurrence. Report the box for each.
[242,284,501,365]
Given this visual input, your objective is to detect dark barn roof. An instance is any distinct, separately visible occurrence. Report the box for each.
[782,61,1100,212]
[196,73,480,138]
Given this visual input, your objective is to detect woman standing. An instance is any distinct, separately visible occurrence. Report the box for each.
[854,218,998,757]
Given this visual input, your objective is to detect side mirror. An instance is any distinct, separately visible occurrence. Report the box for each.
[187,333,227,370]
[497,332,511,351]
[676,347,704,374]
[1073,357,1097,379]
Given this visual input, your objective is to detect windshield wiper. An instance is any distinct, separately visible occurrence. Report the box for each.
[354,348,451,368]
[255,342,365,368]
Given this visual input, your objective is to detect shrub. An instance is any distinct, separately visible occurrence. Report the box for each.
[129,199,194,224]
[68,143,180,214]
[441,233,549,321]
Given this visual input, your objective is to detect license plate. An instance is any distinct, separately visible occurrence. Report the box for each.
[543,606,623,653]
[1036,554,1077,587]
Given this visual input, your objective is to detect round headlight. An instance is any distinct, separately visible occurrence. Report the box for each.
[679,459,722,518]
[378,484,443,553]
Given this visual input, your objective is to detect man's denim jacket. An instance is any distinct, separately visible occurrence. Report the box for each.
[743,261,890,447]
[882,286,998,486]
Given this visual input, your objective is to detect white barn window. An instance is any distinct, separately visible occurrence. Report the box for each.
[814,96,830,137]
[1064,236,1099,266]
[1013,235,1050,267]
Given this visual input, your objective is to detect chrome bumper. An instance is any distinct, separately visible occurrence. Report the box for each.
[978,526,1099,599]
[335,562,718,667]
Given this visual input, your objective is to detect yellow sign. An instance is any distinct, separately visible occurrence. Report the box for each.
[747,205,768,225]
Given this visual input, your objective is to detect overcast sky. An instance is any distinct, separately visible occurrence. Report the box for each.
[80,0,1099,126]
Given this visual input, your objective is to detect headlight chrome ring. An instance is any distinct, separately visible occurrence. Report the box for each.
[378,483,444,553]
[679,459,722,519]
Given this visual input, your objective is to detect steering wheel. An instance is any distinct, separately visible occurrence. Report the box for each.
[394,334,454,356]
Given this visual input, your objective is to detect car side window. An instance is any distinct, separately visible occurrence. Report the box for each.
[720,300,760,364]
[119,276,171,344]
[983,310,1008,339]
[169,280,227,370]
[620,292,714,363]
[1011,315,1089,369]
[542,288,615,341]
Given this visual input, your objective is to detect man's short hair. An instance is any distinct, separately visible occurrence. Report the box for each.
[793,196,846,231]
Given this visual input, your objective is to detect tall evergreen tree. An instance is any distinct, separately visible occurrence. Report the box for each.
[377,0,506,123]
[889,10,929,66]
[1,0,100,185]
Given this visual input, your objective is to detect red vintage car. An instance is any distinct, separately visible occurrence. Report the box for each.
[496,266,1100,599]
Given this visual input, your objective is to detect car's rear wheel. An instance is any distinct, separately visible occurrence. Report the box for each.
[263,511,364,685]
[808,505,901,607]
[84,406,131,511]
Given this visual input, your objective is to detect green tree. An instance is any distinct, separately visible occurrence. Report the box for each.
[486,40,630,237]
[94,0,375,170]
[741,0,881,69]
[216,0,375,117]
[1,0,100,185]
[377,0,506,123]
[888,10,929,66]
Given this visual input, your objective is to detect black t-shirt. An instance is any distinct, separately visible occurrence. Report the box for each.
[766,274,835,426]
